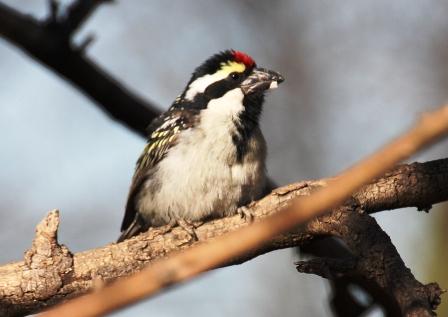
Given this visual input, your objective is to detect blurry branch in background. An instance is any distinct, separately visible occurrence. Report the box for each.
[25,105,446,317]
[0,1,159,137]
[48,0,104,35]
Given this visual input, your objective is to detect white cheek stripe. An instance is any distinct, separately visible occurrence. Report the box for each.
[185,72,229,101]
[205,88,244,116]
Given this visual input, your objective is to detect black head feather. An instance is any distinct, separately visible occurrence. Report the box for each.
[188,50,256,83]
[173,50,256,110]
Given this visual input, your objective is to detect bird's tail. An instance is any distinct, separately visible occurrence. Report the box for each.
[117,216,146,243]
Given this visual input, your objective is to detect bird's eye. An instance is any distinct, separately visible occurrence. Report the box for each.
[230,72,240,80]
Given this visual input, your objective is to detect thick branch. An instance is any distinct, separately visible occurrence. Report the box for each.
[354,159,448,213]
[0,2,158,137]
[41,101,448,317]
[0,158,447,316]
[297,207,443,316]
[301,158,448,316]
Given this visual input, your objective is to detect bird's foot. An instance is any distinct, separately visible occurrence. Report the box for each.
[237,206,254,223]
[158,219,178,235]
[177,219,202,241]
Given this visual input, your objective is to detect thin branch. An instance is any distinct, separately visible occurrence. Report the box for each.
[47,0,59,24]
[0,2,159,137]
[36,105,448,317]
[59,0,111,35]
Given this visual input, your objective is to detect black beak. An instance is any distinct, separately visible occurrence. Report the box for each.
[241,68,284,95]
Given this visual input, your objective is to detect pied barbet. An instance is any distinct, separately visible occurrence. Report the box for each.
[118,50,284,242]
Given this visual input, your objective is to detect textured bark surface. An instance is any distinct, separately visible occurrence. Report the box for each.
[0,158,447,316]
[353,159,448,213]
[297,207,443,316]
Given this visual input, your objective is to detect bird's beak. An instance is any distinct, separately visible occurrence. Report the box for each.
[240,68,284,95]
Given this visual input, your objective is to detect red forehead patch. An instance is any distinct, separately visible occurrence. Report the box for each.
[233,50,255,68]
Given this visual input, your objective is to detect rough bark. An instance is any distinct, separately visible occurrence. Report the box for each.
[297,207,443,316]
[298,158,448,316]
[0,158,447,316]
[353,159,448,213]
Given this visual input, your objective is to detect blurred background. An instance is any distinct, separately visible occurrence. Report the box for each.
[1,1,448,316]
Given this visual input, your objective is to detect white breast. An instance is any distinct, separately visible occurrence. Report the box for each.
[137,89,267,226]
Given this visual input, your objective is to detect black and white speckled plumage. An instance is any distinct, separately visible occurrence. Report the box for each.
[118,50,283,242]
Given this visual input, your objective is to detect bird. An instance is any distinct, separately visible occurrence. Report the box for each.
[118,50,284,242]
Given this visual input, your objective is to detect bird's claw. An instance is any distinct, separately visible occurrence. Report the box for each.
[177,219,202,241]
[158,219,178,235]
[237,206,254,223]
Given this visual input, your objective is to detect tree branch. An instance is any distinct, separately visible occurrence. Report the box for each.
[302,158,448,316]
[0,156,446,316]
[353,158,448,213]
[39,105,448,317]
[297,207,444,316]
[0,1,159,137]
[58,0,112,35]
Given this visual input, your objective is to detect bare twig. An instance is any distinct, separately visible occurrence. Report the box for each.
[47,0,59,24]
[58,0,111,35]
[39,106,448,317]
[0,2,159,137]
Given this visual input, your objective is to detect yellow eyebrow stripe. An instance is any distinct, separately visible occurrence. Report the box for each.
[218,61,245,75]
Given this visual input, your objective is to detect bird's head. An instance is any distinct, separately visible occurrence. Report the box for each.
[175,50,284,116]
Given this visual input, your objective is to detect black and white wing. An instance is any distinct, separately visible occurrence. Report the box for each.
[118,109,198,241]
